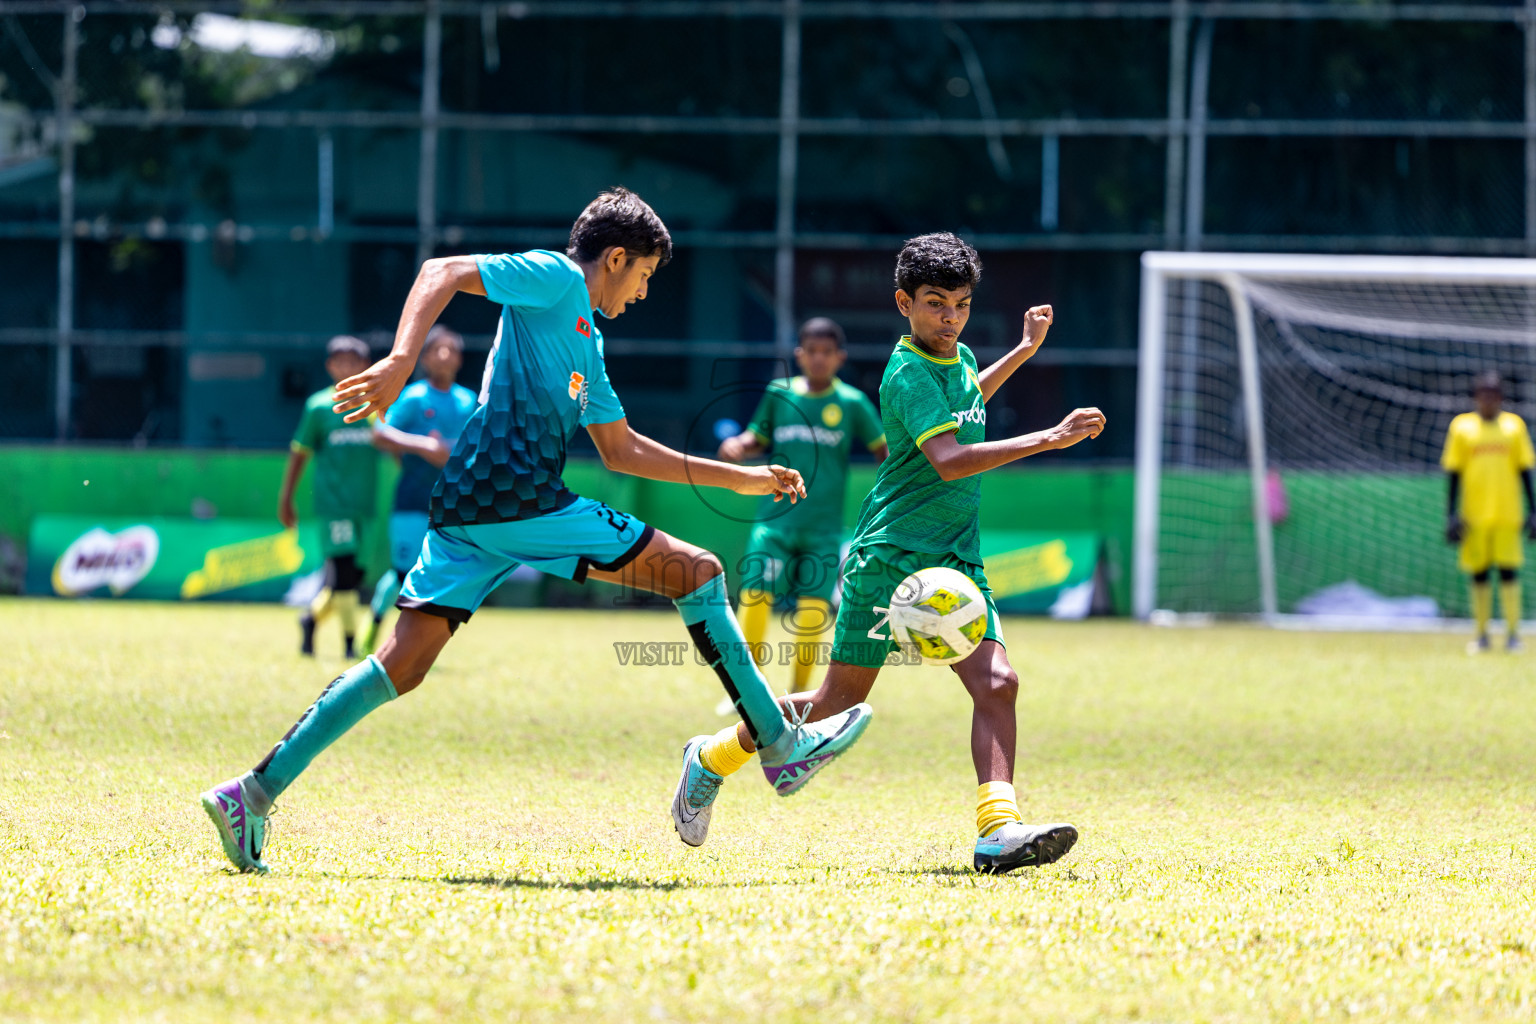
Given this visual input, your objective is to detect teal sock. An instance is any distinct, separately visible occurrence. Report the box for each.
[674,575,786,749]
[370,569,401,620]
[251,656,398,800]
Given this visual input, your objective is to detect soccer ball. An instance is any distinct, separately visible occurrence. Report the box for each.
[887,566,989,666]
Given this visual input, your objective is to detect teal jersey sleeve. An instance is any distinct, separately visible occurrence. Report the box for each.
[291,396,322,451]
[746,387,777,443]
[887,364,958,448]
[851,391,885,449]
[578,336,625,427]
[474,250,578,312]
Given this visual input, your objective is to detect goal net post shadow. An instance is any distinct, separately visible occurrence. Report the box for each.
[1134,251,1536,626]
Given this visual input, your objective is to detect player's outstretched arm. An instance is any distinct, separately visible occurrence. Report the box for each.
[277,448,309,529]
[978,304,1052,402]
[1445,472,1464,543]
[717,428,766,463]
[921,407,1105,482]
[588,418,804,502]
[333,257,486,423]
[372,424,452,467]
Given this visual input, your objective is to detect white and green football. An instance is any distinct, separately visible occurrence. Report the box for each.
[887,566,989,666]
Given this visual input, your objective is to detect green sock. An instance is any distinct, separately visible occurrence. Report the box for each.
[674,575,786,749]
[251,656,398,801]
[371,569,402,620]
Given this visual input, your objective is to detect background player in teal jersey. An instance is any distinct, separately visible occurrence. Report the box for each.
[281,336,450,659]
[360,324,478,656]
[673,233,1106,874]
[714,318,886,705]
[202,189,873,874]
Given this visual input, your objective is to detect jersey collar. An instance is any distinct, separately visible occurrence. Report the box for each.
[791,375,840,398]
[899,335,961,365]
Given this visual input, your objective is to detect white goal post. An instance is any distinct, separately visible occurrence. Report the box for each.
[1135,251,1536,623]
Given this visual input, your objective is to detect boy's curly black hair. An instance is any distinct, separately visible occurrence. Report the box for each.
[894,232,981,297]
[567,187,673,267]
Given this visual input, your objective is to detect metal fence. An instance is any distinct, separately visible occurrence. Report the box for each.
[3,0,1535,446]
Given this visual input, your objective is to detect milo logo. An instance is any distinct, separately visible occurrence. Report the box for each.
[51,525,160,596]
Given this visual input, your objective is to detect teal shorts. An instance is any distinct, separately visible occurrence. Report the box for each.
[737,523,843,604]
[388,511,431,575]
[830,544,1004,668]
[398,497,653,625]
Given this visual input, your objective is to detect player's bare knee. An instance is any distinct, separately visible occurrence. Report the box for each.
[972,666,1018,707]
[693,551,725,588]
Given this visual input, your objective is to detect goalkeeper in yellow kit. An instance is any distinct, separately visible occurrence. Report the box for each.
[1442,371,1536,653]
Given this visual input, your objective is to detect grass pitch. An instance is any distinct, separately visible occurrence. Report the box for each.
[2,598,1534,1023]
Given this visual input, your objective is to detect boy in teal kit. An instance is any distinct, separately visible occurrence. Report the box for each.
[715,317,887,702]
[672,233,1106,873]
[361,325,479,655]
[202,189,873,873]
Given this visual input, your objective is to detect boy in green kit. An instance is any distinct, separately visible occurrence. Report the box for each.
[672,233,1106,873]
[280,335,446,658]
[715,318,886,701]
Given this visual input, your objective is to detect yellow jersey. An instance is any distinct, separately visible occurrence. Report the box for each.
[1441,410,1535,526]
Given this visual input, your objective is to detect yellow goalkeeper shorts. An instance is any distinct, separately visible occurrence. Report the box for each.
[1459,523,1524,574]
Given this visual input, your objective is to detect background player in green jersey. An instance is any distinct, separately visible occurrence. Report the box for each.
[673,233,1106,873]
[715,318,887,703]
[280,335,448,659]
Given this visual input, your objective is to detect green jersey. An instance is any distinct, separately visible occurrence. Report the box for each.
[849,337,986,565]
[747,376,885,533]
[290,387,380,520]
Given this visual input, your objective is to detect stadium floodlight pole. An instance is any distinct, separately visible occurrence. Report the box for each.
[1221,272,1279,622]
[54,4,80,441]
[1174,15,1214,463]
[416,0,442,269]
[1133,255,1167,621]
[1162,0,1188,250]
[1526,0,1536,256]
[773,0,802,362]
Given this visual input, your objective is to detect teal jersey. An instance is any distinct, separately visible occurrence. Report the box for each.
[385,379,479,513]
[434,250,626,526]
[849,337,986,565]
[291,386,380,520]
[747,376,885,533]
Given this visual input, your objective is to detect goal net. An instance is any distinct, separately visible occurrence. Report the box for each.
[1135,252,1536,624]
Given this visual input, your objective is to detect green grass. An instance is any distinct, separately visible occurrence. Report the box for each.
[2,598,1535,1023]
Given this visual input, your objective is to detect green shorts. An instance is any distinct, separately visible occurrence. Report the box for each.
[737,523,843,604]
[830,544,1004,668]
[318,517,365,558]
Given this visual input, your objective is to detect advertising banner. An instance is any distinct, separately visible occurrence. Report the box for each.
[27,516,324,602]
[981,530,1103,616]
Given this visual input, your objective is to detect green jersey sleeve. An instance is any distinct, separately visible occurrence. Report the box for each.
[291,398,322,452]
[851,391,886,450]
[746,388,777,444]
[888,364,958,448]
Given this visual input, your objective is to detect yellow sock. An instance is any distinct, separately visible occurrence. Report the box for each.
[1471,581,1493,638]
[699,725,753,777]
[976,781,1020,837]
[791,597,833,693]
[738,589,772,668]
[335,589,360,638]
[1501,579,1521,637]
[308,586,335,623]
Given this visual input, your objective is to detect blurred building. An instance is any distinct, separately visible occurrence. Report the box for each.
[0,2,1530,458]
